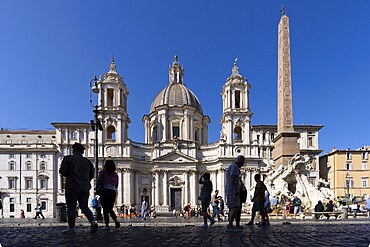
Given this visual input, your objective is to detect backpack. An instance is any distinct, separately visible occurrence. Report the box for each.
[92,198,97,208]
[239,178,248,203]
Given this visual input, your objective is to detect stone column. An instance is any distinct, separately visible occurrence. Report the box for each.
[129,170,135,204]
[135,171,140,205]
[163,171,168,206]
[190,171,196,206]
[219,169,225,197]
[184,171,189,204]
[120,169,124,204]
[155,171,159,206]
[151,173,155,207]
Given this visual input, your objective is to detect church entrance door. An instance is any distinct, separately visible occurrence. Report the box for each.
[170,188,182,210]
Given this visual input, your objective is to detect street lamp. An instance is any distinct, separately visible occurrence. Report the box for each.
[89,76,103,197]
[345,171,350,200]
[0,176,3,218]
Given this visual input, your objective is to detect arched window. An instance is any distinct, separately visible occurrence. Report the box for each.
[107,126,116,141]
[233,126,242,141]
[40,161,47,171]
[26,161,32,171]
[9,161,16,171]
[194,129,199,142]
[235,90,241,108]
[107,88,115,107]
[152,126,158,142]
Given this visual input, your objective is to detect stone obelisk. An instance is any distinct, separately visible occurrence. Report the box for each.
[273,5,300,167]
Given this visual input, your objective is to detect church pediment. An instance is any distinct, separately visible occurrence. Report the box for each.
[153,151,198,163]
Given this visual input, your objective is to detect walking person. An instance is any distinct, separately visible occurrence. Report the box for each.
[292,195,302,219]
[225,155,245,232]
[211,190,221,224]
[59,142,98,234]
[246,174,267,227]
[219,196,226,221]
[264,190,271,225]
[97,160,120,231]
[141,199,147,220]
[20,209,25,219]
[33,203,45,219]
[198,172,213,228]
[95,195,103,222]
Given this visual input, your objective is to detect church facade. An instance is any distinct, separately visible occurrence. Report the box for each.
[0,12,323,218]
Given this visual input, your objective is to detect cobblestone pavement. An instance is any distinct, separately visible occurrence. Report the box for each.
[0,218,370,247]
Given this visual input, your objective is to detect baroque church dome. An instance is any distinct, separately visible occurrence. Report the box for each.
[150,55,203,114]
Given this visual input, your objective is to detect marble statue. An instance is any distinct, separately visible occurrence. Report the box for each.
[264,153,334,209]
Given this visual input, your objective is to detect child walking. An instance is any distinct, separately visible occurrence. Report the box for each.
[198,172,213,228]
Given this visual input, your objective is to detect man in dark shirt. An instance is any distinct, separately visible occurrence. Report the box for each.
[59,142,97,234]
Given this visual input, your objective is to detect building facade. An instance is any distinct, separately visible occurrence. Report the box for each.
[319,146,370,200]
[0,57,322,218]
[0,12,323,218]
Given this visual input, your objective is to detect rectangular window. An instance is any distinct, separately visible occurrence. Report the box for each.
[26,198,32,212]
[25,179,33,189]
[26,162,32,170]
[107,88,114,107]
[9,154,15,159]
[256,135,260,144]
[362,163,367,170]
[22,140,27,144]
[346,178,354,188]
[8,178,16,189]
[26,153,32,158]
[362,178,368,188]
[9,198,15,212]
[40,162,46,171]
[9,162,15,170]
[62,131,67,139]
[71,131,77,139]
[308,137,313,147]
[346,152,352,160]
[346,163,352,171]
[172,126,180,139]
[235,90,240,108]
[270,133,275,141]
[194,129,199,142]
[40,179,47,189]
[80,131,85,141]
[363,152,369,160]
[41,201,47,210]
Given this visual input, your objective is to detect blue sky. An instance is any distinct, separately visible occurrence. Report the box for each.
[0,1,369,154]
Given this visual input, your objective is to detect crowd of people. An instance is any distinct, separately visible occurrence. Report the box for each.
[53,143,370,234]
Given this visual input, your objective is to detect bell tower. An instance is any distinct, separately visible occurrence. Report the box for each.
[95,58,130,146]
[220,59,253,147]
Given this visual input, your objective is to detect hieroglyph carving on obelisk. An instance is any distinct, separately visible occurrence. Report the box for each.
[277,14,294,134]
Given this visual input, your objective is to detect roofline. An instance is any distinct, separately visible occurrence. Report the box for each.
[251,124,323,131]
[51,122,90,127]
[0,129,56,134]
